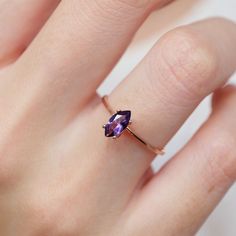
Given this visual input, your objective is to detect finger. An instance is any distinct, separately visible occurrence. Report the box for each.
[14,0,173,114]
[0,0,60,67]
[82,18,236,201]
[128,85,236,236]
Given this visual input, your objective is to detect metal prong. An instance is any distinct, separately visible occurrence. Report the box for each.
[129,120,132,125]
[116,110,121,113]
[113,134,121,139]
[102,124,106,128]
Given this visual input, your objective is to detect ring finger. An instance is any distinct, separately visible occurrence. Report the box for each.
[81,18,236,201]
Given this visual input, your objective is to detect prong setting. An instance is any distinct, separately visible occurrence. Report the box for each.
[103,110,131,138]
[102,95,164,155]
[112,133,121,139]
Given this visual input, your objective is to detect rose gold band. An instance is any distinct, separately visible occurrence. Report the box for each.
[102,95,165,155]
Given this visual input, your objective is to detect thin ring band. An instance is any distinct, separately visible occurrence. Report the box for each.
[102,95,165,155]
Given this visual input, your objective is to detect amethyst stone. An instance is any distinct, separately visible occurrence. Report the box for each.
[104,110,131,138]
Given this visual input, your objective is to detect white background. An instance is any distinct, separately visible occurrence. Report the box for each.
[99,0,236,235]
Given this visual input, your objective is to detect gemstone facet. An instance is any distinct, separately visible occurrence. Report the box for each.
[104,110,131,138]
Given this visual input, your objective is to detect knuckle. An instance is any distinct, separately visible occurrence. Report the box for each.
[158,27,218,100]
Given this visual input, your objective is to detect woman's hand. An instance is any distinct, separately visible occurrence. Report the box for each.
[0,1,236,235]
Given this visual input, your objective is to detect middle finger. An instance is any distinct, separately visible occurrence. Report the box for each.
[13,0,173,119]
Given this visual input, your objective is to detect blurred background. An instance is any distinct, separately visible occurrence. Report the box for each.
[98,0,236,235]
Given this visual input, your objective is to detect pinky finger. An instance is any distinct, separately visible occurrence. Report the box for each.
[126,85,236,236]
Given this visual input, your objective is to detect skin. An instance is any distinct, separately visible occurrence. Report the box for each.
[0,0,236,235]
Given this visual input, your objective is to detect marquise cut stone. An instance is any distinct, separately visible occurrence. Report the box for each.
[104,110,131,137]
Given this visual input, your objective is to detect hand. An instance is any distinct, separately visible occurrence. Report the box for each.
[0,1,236,235]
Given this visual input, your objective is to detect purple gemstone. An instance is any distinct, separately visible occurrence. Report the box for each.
[104,110,131,137]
